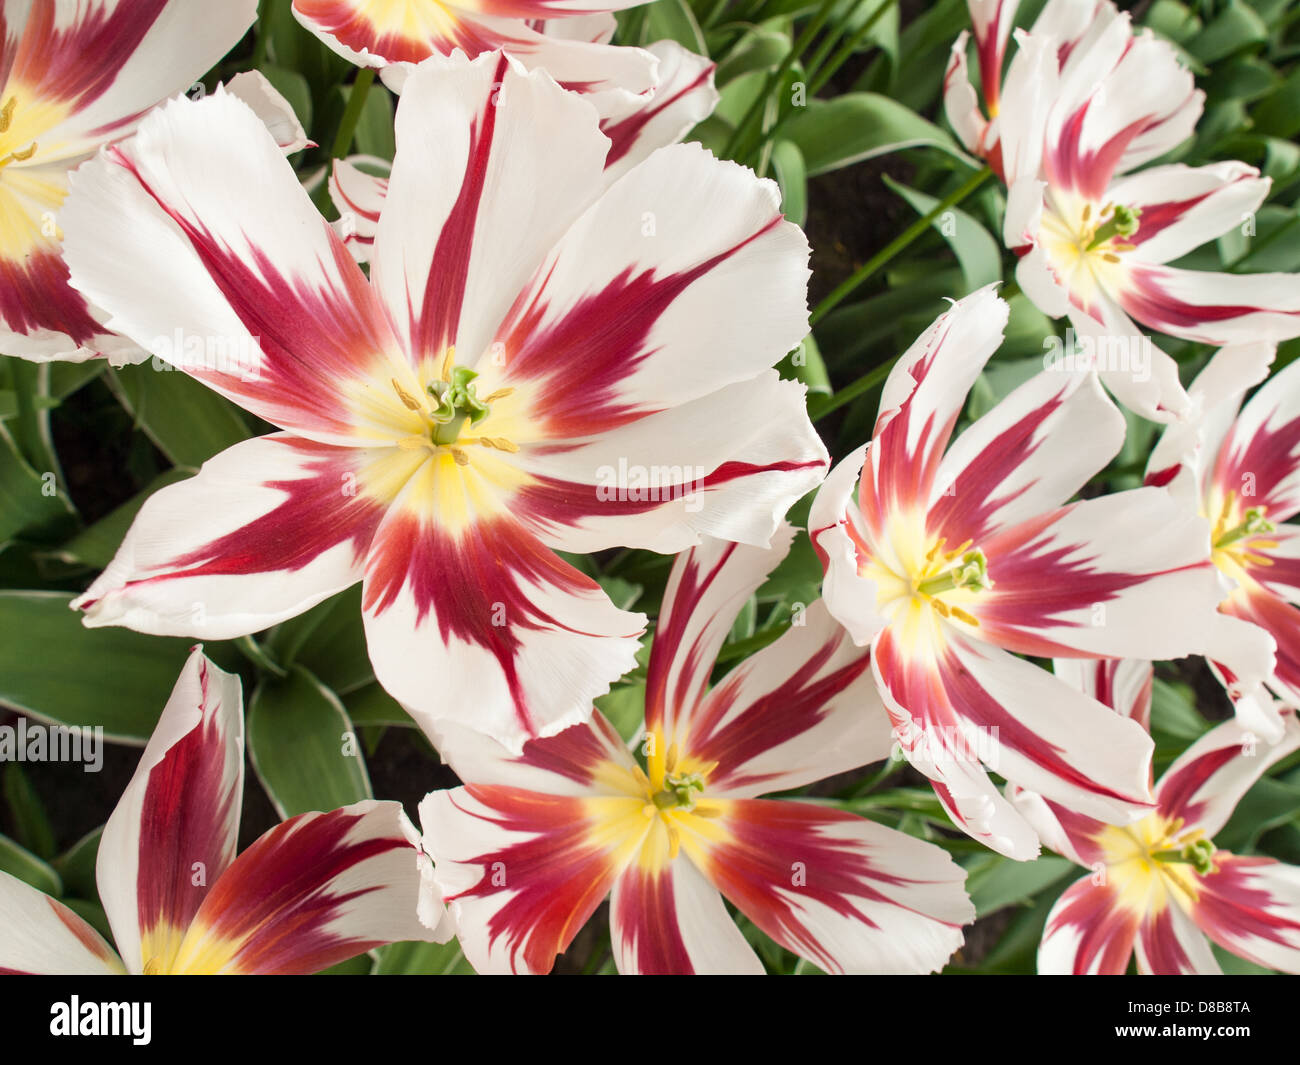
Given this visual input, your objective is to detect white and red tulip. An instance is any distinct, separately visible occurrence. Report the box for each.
[1014,658,1300,975]
[293,1,659,110]
[60,49,826,753]
[947,0,1300,421]
[1147,344,1300,743]
[0,0,258,362]
[0,648,444,975]
[808,286,1272,860]
[420,527,975,974]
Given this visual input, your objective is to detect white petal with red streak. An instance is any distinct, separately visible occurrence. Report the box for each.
[96,648,243,975]
[362,496,643,753]
[1135,900,1222,974]
[610,857,764,975]
[62,89,405,446]
[1039,875,1140,974]
[644,526,797,742]
[517,371,828,555]
[685,600,893,797]
[73,434,379,639]
[1190,855,1300,974]
[18,0,258,166]
[1156,710,1300,837]
[175,800,443,974]
[693,800,972,974]
[420,783,627,975]
[372,50,608,371]
[600,40,718,183]
[929,367,1125,544]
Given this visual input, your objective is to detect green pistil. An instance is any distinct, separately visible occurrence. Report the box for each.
[917,549,993,597]
[1215,506,1274,549]
[652,771,706,812]
[1086,204,1141,251]
[428,366,489,445]
[1152,837,1218,876]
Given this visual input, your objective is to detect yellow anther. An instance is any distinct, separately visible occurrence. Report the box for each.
[3,141,36,164]
[396,434,433,451]
[439,345,456,382]
[950,606,979,627]
[450,447,470,466]
[665,742,679,774]
[666,822,682,861]
[0,96,13,134]
[1102,253,1120,263]
[483,387,514,403]
[1242,553,1274,567]
[391,377,424,412]
[926,538,947,563]
[931,598,952,618]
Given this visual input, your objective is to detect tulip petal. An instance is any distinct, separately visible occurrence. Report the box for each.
[1039,875,1139,974]
[690,799,972,974]
[362,496,643,752]
[96,648,243,975]
[371,50,608,376]
[0,871,124,975]
[1134,897,1222,974]
[170,800,441,974]
[1156,711,1300,837]
[62,88,407,446]
[73,434,384,639]
[1190,855,1300,974]
[421,778,636,975]
[610,856,763,975]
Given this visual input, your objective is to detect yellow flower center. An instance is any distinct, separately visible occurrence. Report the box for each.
[1209,489,1277,583]
[1039,195,1141,307]
[862,513,992,640]
[1094,813,1215,915]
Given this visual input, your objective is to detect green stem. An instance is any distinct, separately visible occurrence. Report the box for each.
[807,0,896,96]
[801,1,851,86]
[722,0,841,162]
[331,67,376,159]
[810,165,993,326]
[809,355,894,420]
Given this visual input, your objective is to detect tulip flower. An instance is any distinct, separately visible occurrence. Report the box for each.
[0,648,443,975]
[946,0,1300,421]
[60,50,826,752]
[294,1,658,107]
[420,527,975,974]
[1147,343,1300,743]
[0,0,258,361]
[1014,658,1300,974]
[808,287,1272,859]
